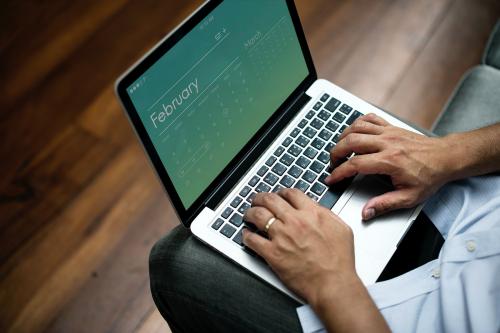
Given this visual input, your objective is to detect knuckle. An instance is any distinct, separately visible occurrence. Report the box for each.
[351,120,367,132]
[348,155,361,168]
[254,207,269,220]
[260,192,276,205]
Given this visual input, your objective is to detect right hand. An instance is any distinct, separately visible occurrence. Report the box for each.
[325,113,456,220]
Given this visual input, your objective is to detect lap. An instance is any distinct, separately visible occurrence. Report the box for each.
[149,224,302,333]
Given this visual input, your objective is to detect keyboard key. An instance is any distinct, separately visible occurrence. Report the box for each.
[303,127,317,139]
[294,180,309,192]
[298,119,308,128]
[265,155,277,167]
[346,110,363,125]
[280,175,295,187]
[311,118,324,130]
[313,101,323,110]
[264,172,279,186]
[288,144,302,157]
[279,153,294,166]
[229,213,244,227]
[320,93,330,102]
[230,197,243,208]
[272,184,284,193]
[257,165,268,177]
[310,161,325,173]
[325,142,335,152]
[318,129,332,141]
[339,125,347,133]
[220,224,236,238]
[324,97,341,112]
[247,192,257,203]
[302,170,317,183]
[311,138,325,150]
[238,202,251,214]
[248,175,260,187]
[272,163,287,176]
[304,147,318,159]
[318,110,331,121]
[332,133,341,143]
[305,110,315,119]
[288,165,303,178]
[211,218,224,230]
[307,192,319,201]
[256,182,271,193]
[318,177,354,209]
[274,146,285,157]
[326,120,339,132]
[295,135,310,148]
[332,112,346,123]
[296,156,311,169]
[290,128,300,138]
[318,151,330,164]
[232,228,244,246]
[311,182,327,196]
[221,207,233,219]
[339,104,353,115]
[239,186,251,197]
[282,137,293,147]
[319,172,329,185]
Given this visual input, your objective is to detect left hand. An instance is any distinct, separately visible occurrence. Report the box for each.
[242,189,357,305]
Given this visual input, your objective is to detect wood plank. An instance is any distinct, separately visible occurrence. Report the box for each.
[0,0,131,111]
[0,145,154,332]
[0,124,119,266]
[384,0,500,127]
[299,0,393,77]
[323,0,453,106]
[45,190,175,333]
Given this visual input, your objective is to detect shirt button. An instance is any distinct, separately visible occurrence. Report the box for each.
[466,240,476,252]
[431,268,441,279]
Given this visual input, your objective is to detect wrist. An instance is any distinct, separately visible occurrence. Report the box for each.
[308,271,362,312]
[440,133,477,182]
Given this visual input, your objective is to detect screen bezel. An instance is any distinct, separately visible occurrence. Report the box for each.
[115,0,317,226]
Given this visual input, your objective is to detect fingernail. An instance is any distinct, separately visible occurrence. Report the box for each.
[363,208,375,221]
[324,175,332,184]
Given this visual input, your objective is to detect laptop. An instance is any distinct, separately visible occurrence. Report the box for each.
[115,0,423,302]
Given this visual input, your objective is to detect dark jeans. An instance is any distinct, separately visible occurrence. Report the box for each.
[149,225,303,333]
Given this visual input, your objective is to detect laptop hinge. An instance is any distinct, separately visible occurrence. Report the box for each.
[204,91,311,208]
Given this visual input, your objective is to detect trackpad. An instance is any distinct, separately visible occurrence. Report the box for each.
[337,175,416,284]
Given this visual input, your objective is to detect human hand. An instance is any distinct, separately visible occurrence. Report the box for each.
[325,113,453,220]
[242,189,357,305]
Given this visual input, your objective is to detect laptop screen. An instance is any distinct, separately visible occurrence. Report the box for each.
[127,0,309,209]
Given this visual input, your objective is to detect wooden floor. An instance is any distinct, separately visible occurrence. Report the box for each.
[1,0,498,332]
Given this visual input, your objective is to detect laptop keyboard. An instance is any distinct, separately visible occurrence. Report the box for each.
[211,93,363,247]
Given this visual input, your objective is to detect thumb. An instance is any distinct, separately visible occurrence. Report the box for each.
[362,189,414,221]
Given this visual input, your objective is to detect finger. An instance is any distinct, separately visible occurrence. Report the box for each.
[330,133,382,164]
[338,118,384,142]
[361,113,389,127]
[277,188,317,210]
[362,189,416,221]
[252,192,295,222]
[244,206,283,237]
[325,153,393,184]
[242,229,273,260]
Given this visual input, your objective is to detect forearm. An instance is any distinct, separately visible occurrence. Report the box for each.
[310,274,390,333]
[443,123,500,181]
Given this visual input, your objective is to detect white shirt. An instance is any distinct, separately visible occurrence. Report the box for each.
[297,174,500,333]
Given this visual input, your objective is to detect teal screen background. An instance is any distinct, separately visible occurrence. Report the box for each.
[128,0,308,208]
